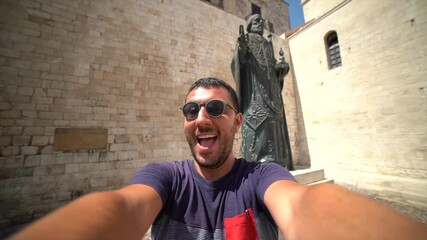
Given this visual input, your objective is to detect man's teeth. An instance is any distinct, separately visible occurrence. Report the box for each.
[198,134,217,148]
[198,134,216,139]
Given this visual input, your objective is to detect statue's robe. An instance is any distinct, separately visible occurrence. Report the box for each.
[231,33,293,170]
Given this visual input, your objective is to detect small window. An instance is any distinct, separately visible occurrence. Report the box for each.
[252,3,261,15]
[325,31,342,69]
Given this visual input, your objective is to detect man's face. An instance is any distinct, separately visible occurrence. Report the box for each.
[183,87,242,169]
[250,16,264,35]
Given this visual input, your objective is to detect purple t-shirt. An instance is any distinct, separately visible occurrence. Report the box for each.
[130,158,295,239]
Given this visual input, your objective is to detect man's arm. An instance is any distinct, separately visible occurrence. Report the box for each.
[264,180,427,240]
[10,184,162,240]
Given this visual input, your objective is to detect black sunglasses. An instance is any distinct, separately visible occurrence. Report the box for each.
[180,99,238,120]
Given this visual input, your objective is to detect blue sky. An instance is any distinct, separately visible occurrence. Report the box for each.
[287,0,305,29]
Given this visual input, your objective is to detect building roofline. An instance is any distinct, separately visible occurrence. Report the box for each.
[285,0,352,39]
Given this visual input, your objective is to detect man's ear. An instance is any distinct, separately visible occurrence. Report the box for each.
[235,112,243,132]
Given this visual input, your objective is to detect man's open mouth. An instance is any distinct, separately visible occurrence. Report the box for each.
[197,134,217,148]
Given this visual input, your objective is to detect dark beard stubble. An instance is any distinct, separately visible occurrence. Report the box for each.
[189,124,236,169]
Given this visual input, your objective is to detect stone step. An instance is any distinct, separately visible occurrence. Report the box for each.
[291,168,332,185]
[308,178,334,185]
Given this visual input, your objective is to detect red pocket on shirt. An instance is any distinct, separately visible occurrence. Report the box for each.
[224,208,259,240]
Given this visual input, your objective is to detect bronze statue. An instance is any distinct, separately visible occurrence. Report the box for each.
[231,14,294,170]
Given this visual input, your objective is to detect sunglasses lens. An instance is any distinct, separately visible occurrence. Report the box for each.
[183,102,199,120]
[182,100,228,120]
[206,100,225,117]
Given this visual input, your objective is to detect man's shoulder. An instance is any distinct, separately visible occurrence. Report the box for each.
[129,160,193,205]
[130,160,192,182]
[142,159,190,168]
[143,159,194,173]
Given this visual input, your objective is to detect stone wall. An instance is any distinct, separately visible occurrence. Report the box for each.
[0,0,299,232]
[302,0,347,22]
[222,0,290,34]
[288,0,427,206]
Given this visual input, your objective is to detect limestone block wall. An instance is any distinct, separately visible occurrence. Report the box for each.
[222,0,291,34]
[0,0,298,231]
[302,0,347,22]
[288,0,427,206]
[259,0,291,34]
[283,33,311,167]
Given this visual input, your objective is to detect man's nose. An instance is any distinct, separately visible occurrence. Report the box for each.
[195,107,212,125]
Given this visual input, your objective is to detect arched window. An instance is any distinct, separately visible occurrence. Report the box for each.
[325,31,342,69]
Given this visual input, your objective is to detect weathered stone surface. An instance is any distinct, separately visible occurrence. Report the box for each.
[0,168,16,179]
[53,128,108,151]
[1,0,424,237]
[289,0,427,207]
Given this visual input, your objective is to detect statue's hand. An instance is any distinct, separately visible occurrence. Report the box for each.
[238,35,248,53]
[238,25,248,54]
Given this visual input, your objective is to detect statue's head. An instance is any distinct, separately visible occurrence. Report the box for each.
[247,14,264,35]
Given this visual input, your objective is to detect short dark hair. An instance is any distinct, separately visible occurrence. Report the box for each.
[186,77,240,112]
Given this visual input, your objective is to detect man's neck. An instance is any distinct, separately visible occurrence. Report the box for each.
[194,156,236,181]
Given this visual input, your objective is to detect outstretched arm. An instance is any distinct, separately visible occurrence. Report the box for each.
[265,180,427,240]
[10,184,162,240]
